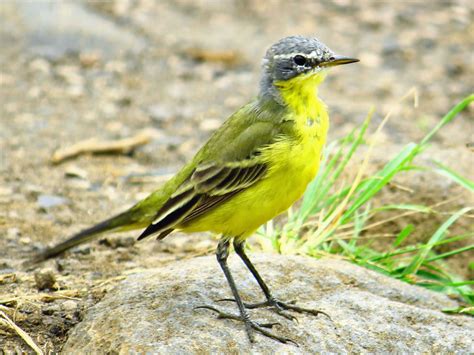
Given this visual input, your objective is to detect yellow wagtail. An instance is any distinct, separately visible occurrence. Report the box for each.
[35,36,358,344]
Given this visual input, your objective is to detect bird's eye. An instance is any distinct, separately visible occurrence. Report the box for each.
[293,55,307,66]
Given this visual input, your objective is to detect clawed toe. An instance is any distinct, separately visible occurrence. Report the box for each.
[195,305,279,328]
[195,304,297,345]
[275,301,332,320]
[216,297,331,321]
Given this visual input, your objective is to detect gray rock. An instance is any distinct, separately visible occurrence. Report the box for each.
[63,255,473,353]
[34,269,57,291]
[37,194,67,208]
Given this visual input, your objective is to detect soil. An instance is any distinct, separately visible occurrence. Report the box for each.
[0,0,472,352]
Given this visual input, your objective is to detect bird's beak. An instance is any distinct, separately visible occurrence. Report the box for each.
[320,55,359,67]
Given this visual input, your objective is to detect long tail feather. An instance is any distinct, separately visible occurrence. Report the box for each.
[31,211,142,264]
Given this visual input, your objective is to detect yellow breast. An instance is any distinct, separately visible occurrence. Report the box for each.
[181,71,329,238]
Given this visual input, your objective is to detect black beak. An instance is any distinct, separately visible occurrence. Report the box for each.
[320,55,359,67]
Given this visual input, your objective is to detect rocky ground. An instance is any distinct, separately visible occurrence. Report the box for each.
[62,256,474,353]
[0,0,472,352]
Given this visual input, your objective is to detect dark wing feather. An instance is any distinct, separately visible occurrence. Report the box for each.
[137,161,267,240]
[181,191,240,222]
[136,98,289,241]
[137,194,203,240]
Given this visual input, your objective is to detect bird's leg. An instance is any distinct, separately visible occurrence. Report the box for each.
[228,240,330,321]
[196,238,297,345]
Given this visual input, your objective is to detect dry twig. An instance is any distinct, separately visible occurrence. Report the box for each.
[51,130,153,164]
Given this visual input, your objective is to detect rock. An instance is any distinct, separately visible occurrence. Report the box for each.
[147,104,174,124]
[42,304,61,315]
[34,270,57,291]
[37,194,68,209]
[6,227,20,240]
[63,255,473,353]
[62,300,78,312]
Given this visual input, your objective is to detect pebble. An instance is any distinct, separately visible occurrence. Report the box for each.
[79,52,101,68]
[37,194,68,209]
[29,58,51,74]
[42,304,61,315]
[19,236,31,245]
[62,300,78,312]
[64,166,88,180]
[6,228,20,240]
[147,104,174,123]
[34,270,57,290]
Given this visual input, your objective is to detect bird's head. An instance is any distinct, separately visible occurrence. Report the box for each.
[260,36,358,104]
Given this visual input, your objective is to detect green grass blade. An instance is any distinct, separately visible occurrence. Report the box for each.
[432,160,474,192]
[393,224,414,247]
[372,204,433,213]
[401,207,472,276]
[341,143,419,222]
[426,244,474,262]
[420,94,474,146]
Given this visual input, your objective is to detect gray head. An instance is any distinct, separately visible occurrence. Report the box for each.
[260,36,358,102]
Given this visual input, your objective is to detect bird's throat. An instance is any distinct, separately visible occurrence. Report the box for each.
[274,71,328,126]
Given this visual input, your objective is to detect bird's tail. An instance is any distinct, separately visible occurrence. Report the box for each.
[31,209,147,264]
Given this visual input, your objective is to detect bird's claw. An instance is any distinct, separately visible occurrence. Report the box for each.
[217,297,331,321]
[195,305,297,345]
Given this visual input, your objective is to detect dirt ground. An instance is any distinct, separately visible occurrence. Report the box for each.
[0,0,473,352]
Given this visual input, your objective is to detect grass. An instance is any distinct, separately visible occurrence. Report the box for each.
[257,93,474,314]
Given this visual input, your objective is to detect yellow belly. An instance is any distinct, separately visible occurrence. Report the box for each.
[180,71,329,238]
[179,135,324,238]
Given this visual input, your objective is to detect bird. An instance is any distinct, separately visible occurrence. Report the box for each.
[33,35,358,344]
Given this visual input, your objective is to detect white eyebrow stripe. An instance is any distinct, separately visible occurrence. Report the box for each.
[273,52,306,59]
[273,51,325,60]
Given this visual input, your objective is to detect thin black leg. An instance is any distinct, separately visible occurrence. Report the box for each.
[232,240,330,320]
[195,237,297,345]
[216,238,254,341]
[234,239,273,300]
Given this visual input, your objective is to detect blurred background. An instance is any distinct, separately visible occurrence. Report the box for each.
[0,0,472,352]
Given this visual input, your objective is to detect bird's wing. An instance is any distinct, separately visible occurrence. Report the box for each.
[33,99,289,262]
[137,100,288,240]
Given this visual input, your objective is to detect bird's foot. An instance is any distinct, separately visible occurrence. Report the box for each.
[218,297,331,322]
[195,305,298,345]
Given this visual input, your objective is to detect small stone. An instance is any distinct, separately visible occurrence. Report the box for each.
[147,104,174,123]
[29,58,51,74]
[7,228,20,240]
[66,85,84,98]
[19,236,31,245]
[43,304,61,315]
[79,52,101,68]
[72,245,91,256]
[62,300,78,312]
[34,270,57,291]
[0,187,14,204]
[56,65,84,86]
[64,166,88,180]
[37,194,68,209]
